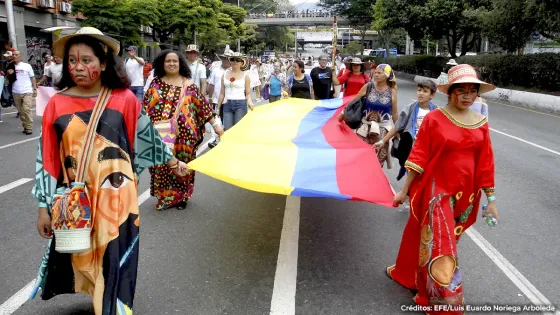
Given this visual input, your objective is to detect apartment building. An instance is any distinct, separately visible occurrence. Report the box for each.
[0,0,80,76]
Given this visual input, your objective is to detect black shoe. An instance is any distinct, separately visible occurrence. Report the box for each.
[16,113,19,118]
[396,167,407,181]
[175,201,187,210]
[208,140,218,149]
[24,129,33,135]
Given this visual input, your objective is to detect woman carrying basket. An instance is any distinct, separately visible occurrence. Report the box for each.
[32,27,189,314]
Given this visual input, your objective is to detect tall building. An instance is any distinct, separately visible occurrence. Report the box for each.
[0,0,80,76]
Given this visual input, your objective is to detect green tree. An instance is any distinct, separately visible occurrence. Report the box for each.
[527,0,560,43]
[319,0,374,51]
[342,41,363,55]
[71,0,156,49]
[482,0,535,53]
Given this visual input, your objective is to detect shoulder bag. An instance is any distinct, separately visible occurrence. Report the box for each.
[343,82,373,129]
[153,79,188,151]
[51,87,112,253]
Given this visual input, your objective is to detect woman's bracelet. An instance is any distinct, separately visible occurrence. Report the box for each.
[211,121,220,128]
[377,140,385,146]
[487,195,496,202]
[169,161,179,169]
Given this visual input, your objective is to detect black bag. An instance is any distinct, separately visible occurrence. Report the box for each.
[343,82,372,129]
[0,85,12,108]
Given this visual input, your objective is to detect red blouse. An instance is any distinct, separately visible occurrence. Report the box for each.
[337,70,370,97]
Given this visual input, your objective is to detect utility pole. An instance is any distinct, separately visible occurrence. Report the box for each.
[5,0,18,49]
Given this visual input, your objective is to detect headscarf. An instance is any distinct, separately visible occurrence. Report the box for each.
[377,63,397,89]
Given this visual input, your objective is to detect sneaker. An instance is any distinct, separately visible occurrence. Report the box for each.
[24,129,33,135]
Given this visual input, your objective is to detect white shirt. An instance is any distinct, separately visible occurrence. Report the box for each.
[188,61,207,89]
[13,62,35,94]
[208,67,227,104]
[224,70,246,100]
[415,108,430,135]
[46,63,63,86]
[43,62,52,75]
[125,57,145,87]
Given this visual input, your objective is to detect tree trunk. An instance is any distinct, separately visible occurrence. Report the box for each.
[447,30,459,58]
[359,25,367,54]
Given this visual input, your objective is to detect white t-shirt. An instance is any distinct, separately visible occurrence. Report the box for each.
[13,62,35,94]
[125,57,145,87]
[43,63,52,76]
[46,63,63,86]
[188,61,207,89]
[415,108,430,135]
[208,67,227,104]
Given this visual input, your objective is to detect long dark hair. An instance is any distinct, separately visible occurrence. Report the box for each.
[294,60,305,74]
[56,35,130,90]
[153,50,191,79]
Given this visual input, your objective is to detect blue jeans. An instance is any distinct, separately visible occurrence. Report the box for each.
[130,86,144,102]
[222,99,248,130]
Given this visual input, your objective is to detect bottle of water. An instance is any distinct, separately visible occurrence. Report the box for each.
[482,205,498,227]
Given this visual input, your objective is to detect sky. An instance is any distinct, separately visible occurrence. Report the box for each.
[290,0,320,10]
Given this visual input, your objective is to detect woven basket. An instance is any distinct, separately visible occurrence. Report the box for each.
[54,228,91,253]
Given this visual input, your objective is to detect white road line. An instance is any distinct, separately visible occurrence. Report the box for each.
[270,196,301,315]
[0,137,40,151]
[0,189,153,315]
[0,178,33,195]
[490,128,560,157]
[0,281,35,315]
[466,228,560,315]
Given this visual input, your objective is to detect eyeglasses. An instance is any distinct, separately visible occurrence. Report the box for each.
[230,58,243,62]
[319,59,328,62]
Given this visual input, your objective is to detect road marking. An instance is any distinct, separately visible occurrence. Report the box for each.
[490,128,560,157]
[0,178,33,195]
[488,100,560,119]
[0,189,153,315]
[270,196,301,315]
[0,137,40,151]
[466,228,560,315]
[0,281,35,315]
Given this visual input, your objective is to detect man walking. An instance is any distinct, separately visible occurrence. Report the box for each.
[185,45,207,95]
[12,51,37,135]
[310,55,339,100]
[207,53,231,148]
[124,46,145,102]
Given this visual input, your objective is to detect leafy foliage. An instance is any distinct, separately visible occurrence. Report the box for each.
[377,53,560,93]
[481,0,535,53]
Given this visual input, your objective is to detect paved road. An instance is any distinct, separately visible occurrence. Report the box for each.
[0,79,559,315]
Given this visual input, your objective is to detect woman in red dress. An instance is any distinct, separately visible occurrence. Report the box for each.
[337,57,370,97]
[388,64,500,314]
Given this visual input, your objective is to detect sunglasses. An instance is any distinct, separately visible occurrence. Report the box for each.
[230,58,243,62]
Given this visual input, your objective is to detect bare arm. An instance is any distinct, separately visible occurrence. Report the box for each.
[245,75,254,108]
[32,77,38,90]
[391,88,398,124]
[336,83,368,121]
[133,55,146,66]
[208,84,215,100]
[200,78,207,97]
[400,169,419,196]
[331,68,340,85]
[37,75,48,85]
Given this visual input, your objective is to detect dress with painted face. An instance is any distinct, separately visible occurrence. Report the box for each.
[387,108,495,314]
[31,88,172,315]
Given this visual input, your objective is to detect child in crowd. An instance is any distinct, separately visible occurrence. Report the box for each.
[374,80,438,180]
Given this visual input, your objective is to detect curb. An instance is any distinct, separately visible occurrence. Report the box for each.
[400,72,560,115]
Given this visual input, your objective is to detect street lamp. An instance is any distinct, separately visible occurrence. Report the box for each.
[237,0,241,52]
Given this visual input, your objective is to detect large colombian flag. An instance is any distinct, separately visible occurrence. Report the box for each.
[188,97,395,208]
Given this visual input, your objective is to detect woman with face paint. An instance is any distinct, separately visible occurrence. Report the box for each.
[388,64,500,314]
[31,27,187,314]
[144,50,224,211]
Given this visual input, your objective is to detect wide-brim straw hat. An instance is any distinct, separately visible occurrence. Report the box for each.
[52,27,120,58]
[446,59,458,66]
[437,64,496,95]
[350,57,364,64]
[227,52,249,71]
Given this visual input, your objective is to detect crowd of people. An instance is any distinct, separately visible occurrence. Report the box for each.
[24,26,499,315]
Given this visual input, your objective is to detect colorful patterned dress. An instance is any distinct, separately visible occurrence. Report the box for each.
[387,108,495,314]
[143,77,215,210]
[30,88,173,315]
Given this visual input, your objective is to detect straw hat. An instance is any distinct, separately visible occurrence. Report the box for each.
[185,44,199,53]
[446,59,458,66]
[437,64,495,95]
[227,52,249,71]
[350,57,364,64]
[52,27,120,58]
